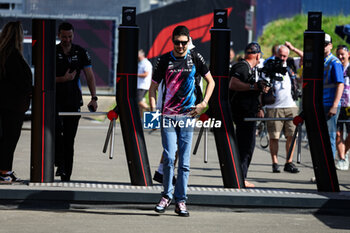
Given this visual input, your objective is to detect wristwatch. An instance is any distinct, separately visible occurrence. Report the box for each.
[91,96,98,101]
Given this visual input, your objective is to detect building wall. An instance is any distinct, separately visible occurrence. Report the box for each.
[301,0,350,15]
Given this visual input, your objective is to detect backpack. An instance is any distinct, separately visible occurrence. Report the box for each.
[287,66,301,101]
[189,49,204,105]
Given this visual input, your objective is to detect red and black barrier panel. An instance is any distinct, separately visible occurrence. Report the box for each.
[208,9,244,188]
[30,19,56,182]
[116,7,152,186]
[303,12,339,192]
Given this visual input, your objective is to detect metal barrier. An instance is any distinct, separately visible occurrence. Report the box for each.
[244,117,303,164]
[103,118,116,159]
[193,126,209,163]
[244,117,293,121]
[193,116,304,165]
[58,112,108,116]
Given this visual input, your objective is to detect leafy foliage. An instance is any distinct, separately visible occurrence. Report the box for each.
[258,14,350,58]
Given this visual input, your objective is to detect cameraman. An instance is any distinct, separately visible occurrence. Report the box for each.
[229,42,269,188]
[264,44,302,174]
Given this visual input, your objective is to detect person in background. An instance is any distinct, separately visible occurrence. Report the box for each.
[137,49,152,117]
[0,21,32,183]
[264,44,302,173]
[229,42,269,188]
[229,47,236,69]
[55,22,98,182]
[264,44,279,63]
[323,33,344,160]
[335,44,350,170]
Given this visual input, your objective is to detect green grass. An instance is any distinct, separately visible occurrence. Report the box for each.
[258,14,350,58]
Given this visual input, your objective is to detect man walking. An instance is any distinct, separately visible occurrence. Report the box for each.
[55,22,98,182]
[149,25,215,216]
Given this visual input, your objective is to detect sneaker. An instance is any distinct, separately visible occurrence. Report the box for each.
[335,159,349,171]
[345,154,349,170]
[310,177,316,183]
[175,202,189,217]
[272,163,280,173]
[55,167,66,177]
[61,175,70,182]
[153,171,177,185]
[155,196,172,213]
[284,162,300,173]
[0,171,22,184]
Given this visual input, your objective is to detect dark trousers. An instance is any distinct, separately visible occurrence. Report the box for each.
[0,110,25,171]
[234,118,256,178]
[55,113,80,178]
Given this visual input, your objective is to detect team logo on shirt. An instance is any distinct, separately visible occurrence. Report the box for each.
[187,57,193,67]
[71,55,78,62]
[168,61,174,69]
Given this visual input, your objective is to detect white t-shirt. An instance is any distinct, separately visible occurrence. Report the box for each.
[156,80,164,110]
[137,58,153,90]
[265,58,300,108]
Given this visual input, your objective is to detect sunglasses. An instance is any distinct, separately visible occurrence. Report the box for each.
[337,45,349,51]
[173,40,188,46]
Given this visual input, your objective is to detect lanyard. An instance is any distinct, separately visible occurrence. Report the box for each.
[324,53,333,66]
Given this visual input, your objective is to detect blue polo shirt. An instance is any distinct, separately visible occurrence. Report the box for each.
[323,53,344,106]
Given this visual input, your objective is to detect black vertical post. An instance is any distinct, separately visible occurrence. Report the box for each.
[209,9,244,188]
[30,19,56,182]
[116,7,153,186]
[303,12,339,192]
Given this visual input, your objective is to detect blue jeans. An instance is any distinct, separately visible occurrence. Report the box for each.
[161,115,194,203]
[324,106,340,158]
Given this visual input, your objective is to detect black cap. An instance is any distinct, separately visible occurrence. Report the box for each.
[245,42,263,55]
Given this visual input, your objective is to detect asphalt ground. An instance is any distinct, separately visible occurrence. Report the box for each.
[0,203,349,233]
[1,96,350,232]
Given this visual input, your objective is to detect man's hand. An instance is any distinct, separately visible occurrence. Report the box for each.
[65,69,76,81]
[87,99,98,112]
[257,80,270,93]
[328,106,338,117]
[189,101,207,117]
[285,41,294,51]
[257,109,264,118]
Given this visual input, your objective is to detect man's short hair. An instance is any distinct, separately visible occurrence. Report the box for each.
[277,45,290,55]
[245,42,262,55]
[271,44,279,56]
[337,44,349,52]
[138,49,145,56]
[58,22,74,33]
[172,25,190,40]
